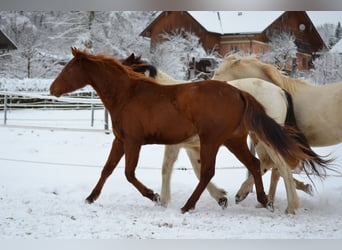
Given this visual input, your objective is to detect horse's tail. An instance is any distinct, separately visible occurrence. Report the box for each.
[240,91,327,170]
[282,90,334,178]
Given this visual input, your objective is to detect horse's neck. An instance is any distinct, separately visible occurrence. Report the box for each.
[156,70,188,85]
[258,65,308,94]
[89,65,133,111]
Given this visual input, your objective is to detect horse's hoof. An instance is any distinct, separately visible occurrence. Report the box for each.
[218,197,228,209]
[266,201,274,212]
[306,184,314,196]
[181,205,195,214]
[285,209,296,215]
[235,193,247,204]
[85,197,94,204]
[152,193,161,206]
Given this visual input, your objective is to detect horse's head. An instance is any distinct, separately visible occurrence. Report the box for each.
[213,54,263,81]
[50,47,90,97]
[121,53,144,65]
[213,54,244,81]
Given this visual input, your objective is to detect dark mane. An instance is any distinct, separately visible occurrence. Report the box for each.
[121,53,158,78]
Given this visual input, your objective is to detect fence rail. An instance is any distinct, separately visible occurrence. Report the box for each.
[0,90,109,130]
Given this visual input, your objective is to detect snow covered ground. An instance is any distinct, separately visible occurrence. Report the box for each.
[0,109,342,239]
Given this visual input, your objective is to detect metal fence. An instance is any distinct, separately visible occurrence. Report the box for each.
[0,90,110,130]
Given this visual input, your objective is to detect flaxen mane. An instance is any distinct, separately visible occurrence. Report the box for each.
[227,55,311,95]
[259,61,311,95]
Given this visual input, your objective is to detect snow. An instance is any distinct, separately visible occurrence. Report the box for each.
[0,78,53,92]
[0,108,342,239]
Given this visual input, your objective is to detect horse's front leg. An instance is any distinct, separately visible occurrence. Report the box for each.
[185,146,228,208]
[124,141,160,204]
[160,145,181,207]
[86,138,124,203]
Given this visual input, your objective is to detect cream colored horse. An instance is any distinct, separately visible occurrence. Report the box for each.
[123,57,328,214]
[213,54,340,203]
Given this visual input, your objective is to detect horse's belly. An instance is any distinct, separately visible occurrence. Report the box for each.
[143,117,197,145]
[293,94,342,147]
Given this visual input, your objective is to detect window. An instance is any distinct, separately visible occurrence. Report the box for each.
[231,45,240,53]
[302,57,307,68]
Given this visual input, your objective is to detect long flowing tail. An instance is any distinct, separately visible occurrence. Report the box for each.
[239,91,332,171]
[282,90,334,178]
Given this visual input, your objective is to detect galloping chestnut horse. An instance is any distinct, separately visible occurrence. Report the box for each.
[50,48,314,213]
[122,54,332,214]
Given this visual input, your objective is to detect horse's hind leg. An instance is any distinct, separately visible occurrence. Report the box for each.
[224,137,270,209]
[294,178,313,196]
[181,142,220,213]
[268,167,281,203]
[160,145,181,207]
[235,142,272,204]
[276,163,299,214]
[86,138,124,203]
[185,146,228,208]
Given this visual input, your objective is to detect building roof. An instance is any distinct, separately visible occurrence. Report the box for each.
[0,29,17,50]
[188,11,284,34]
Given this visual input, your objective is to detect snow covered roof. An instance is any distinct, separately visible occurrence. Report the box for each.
[188,11,284,34]
[331,39,342,53]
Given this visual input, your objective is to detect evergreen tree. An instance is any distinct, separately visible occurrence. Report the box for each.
[335,21,342,41]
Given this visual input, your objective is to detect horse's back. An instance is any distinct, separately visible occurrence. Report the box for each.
[176,80,247,133]
[228,78,288,124]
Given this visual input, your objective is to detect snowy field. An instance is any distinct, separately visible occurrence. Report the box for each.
[0,109,342,239]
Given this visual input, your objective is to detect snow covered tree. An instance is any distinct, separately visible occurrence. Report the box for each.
[317,23,338,48]
[261,30,297,73]
[91,11,151,58]
[309,51,342,84]
[0,11,154,79]
[151,30,208,80]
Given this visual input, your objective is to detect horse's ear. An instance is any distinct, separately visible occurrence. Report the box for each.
[232,58,241,65]
[71,47,79,57]
[128,53,135,60]
[123,53,135,64]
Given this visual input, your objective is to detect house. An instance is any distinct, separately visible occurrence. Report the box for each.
[0,29,17,53]
[140,11,327,73]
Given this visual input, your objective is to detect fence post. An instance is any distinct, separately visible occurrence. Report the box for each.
[90,92,94,127]
[104,109,109,133]
[4,93,8,125]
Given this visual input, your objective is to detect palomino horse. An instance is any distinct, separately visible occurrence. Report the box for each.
[50,48,321,213]
[122,54,331,214]
[213,54,339,204]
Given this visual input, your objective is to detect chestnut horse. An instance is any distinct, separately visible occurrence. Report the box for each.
[50,48,319,213]
[213,54,339,204]
[122,54,331,214]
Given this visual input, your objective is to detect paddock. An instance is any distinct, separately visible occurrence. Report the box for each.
[0,107,341,238]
